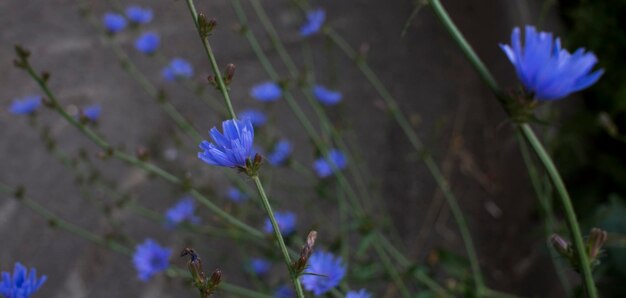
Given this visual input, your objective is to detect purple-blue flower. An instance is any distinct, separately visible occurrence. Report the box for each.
[0,263,47,298]
[346,289,372,298]
[135,32,160,54]
[300,251,346,295]
[162,58,194,81]
[83,104,101,122]
[9,96,41,115]
[132,239,172,281]
[500,26,604,101]
[239,109,267,127]
[125,5,153,24]
[313,149,347,178]
[275,285,295,298]
[250,82,282,102]
[300,8,326,37]
[198,118,255,168]
[227,187,248,203]
[263,211,296,235]
[267,139,293,166]
[313,85,342,106]
[164,197,200,228]
[103,12,127,33]
[249,258,271,276]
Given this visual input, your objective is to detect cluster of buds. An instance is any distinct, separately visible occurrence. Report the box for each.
[240,153,264,177]
[197,13,216,38]
[181,248,221,297]
[207,63,236,90]
[550,228,608,271]
[293,231,317,275]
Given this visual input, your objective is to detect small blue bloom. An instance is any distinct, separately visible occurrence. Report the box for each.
[275,285,295,298]
[164,197,200,228]
[132,239,172,281]
[346,289,372,298]
[103,12,127,33]
[239,109,267,127]
[313,85,342,106]
[125,5,153,24]
[0,262,47,298]
[500,26,604,101]
[250,82,282,102]
[198,118,255,168]
[300,8,326,37]
[313,149,347,178]
[227,187,248,203]
[263,211,296,235]
[135,32,160,54]
[267,139,293,166]
[9,96,41,115]
[249,258,271,276]
[162,58,194,81]
[83,104,101,122]
[300,251,346,295]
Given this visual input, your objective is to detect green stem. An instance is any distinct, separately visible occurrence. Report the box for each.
[251,176,305,298]
[372,241,412,298]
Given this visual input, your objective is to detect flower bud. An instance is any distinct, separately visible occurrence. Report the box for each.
[588,228,607,261]
[223,64,236,85]
[550,234,571,258]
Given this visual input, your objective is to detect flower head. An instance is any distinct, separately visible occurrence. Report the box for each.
[313,149,347,178]
[198,118,255,168]
[164,197,200,228]
[162,58,194,81]
[239,109,267,127]
[249,258,271,276]
[500,26,603,101]
[263,211,296,236]
[227,187,248,203]
[9,96,41,115]
[250,82,282,102]
[267,139,293,166]
[275,285,295,298]
[133,239,172,281]
[82,104,101,122]
[135,32,160,54]
[300,251,346,295]
[313,85,342,106]
[126,6,153,24]
[0,262,47,298]
[346,289,372,298]
[300,8,326,37]
[103,12,127,33]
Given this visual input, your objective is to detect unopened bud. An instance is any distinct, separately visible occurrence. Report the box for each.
[588,228,607,261]
[41,72,50,82]
[223,64,236,85]
[207,75,217,87]
[136,146,149,161]
[198,13,217,37]
[293,231,317,274]
[550,234,571,257]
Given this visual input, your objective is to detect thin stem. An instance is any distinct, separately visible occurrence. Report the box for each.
[372,241,412,298]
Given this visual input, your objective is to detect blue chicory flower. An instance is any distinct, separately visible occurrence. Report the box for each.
[300,8,326,37]
[9,96,41,115]
[300,251,346,295]
[227,187,248,203]
[239,109,267,127]
[82,104,101,122]
[198,118,255,168]
[345,289,372,298]
[249,258,271,276]
[313,85,342,106]
[500,26,603,101]
[125,5,153,24]
[132,239,172,281]
[274,285,295,298]
[162,58,194,81]
[263,211,296,236]
[103,12,127,33]
[267,139,293,166]
[313,149,347,178]
[135,32,160,54]
[0,262,47,298]
[164,197,200,228]
[250,82,282,102]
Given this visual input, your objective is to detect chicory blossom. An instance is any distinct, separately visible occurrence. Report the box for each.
[9,96,41,115]
[132,239,172,281]
[0,262,47,298]
[313,85,342,106]
[227,187,248,203]
[164,197,200,228]
[83,104,101,122]
[267,139,292,166]
[249,258,271,276]
[103,12,127,33]
[275,285,295,298]
[300,8,326,37]
[198,119,255,168]
[263,211,296,236]
[239,109,267,127]
[313,149,347,178]
[125,6,153,24]
[162,58,194,81]
[346,289,372,298]
[300,251,346,295]
[250,82,282,102]
[135,32,160,54]
[500,26,603,101]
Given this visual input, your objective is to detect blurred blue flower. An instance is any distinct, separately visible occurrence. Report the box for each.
[274,285,295,298]
[103,12,127,33]
[250,82,282,102]
[83,104,101,122]
[133,239,171,281]
[346,289,372,298]
[239,109,267,127]
[198,118,255,168]
[313,149,347,178]
[9,96,41,115]
[263,211,296,235]
[0,262,47,298]
[227,187,248,203]
[125,5,153,24]
[267,139,293,166]
[164,197,200,228]
[249,258,271,276]
[162,58,194,81]
[500,26,604,101]
[313,85,342,106]
[300,8,325,37]
[300,251,346,295]
[135,32,160,54]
